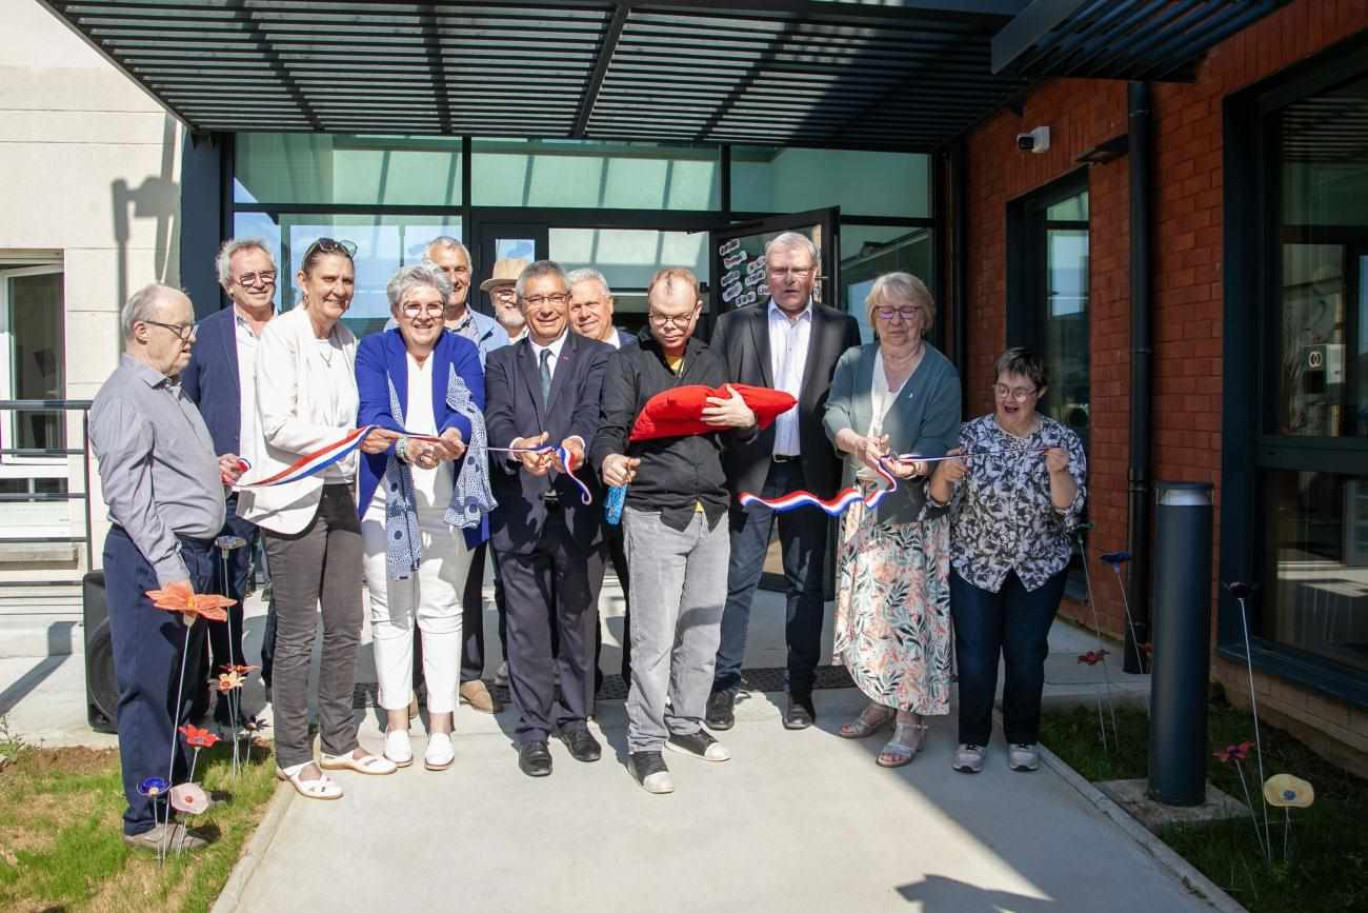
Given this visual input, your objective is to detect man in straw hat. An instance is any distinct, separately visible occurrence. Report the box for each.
[481,257,530,343]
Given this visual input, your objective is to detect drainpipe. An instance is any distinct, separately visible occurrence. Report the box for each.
[1126,80,1153,674]
[951,139,968,402]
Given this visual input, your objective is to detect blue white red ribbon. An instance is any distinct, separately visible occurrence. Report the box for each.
[487,444,593,506]
[235,426,444,488]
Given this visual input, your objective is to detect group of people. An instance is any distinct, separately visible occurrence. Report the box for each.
[90,229,1086,850]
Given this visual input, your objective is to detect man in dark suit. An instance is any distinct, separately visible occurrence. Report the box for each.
[568,267,636,688]
[707,232,862,731]
[180,238,278,733]
[485,260,613,777]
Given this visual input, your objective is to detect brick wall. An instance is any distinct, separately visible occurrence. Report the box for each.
[962,0,1368,757]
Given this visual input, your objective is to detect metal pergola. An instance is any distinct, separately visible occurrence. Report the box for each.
[37,0,1289,152]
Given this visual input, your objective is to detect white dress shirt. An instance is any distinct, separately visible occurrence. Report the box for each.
[233,306,264,467]
[529,331,568,383]
[768,299,812,457]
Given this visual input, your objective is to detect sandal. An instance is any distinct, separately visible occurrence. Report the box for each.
[876,712,928,768]
[839,703,895,739]
[320,750,398,775]
[277,762,343,800]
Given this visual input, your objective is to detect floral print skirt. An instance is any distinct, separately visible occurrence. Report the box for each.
[834,498,952,716]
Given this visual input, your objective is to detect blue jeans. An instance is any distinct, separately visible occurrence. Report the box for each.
[713,460,828,698]
[950,567,1068,746]
[104,526,216,836]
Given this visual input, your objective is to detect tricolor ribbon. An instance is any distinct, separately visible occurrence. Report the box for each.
[235,426,444,488]
[487,444,594,506]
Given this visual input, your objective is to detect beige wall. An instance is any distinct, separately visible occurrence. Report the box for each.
[0,0,182,595]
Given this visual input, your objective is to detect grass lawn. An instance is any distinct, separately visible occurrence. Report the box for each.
[1039,688,1368,913]
[0,725,277,913]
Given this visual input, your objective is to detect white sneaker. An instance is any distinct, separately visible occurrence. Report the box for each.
[494,661,509,688]
[1008,743,1040,772]
[424,733,455,771]
[952,743,985,774]
[384,729,413,768]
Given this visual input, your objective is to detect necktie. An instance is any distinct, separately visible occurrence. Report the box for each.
[539,348,552,403]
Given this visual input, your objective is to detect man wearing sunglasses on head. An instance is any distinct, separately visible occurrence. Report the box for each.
[181,238,279,739]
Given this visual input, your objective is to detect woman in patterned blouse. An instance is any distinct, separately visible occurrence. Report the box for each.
[926,347,1087,775]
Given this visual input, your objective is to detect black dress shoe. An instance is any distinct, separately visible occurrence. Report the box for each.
[518,740,553,777]
[557,727,602,762]
[706,689,736,731]
[784,694,816,730]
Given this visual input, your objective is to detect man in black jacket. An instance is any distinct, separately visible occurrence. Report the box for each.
[593,268,756,795]
[708,232,862,731]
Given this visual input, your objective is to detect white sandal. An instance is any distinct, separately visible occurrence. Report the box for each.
[320,750,398,776]
[277,762,343,800]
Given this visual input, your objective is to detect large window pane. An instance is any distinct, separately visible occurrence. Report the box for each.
[232,213,461,338]
[841,225,934,343]
[731,146,930,218]
[549,228,709,335]
[235,134,463,207]
[1265,469,1368,673]
[1274,74,1368,438]
[472,139,720,210]
[2,270,64,451]
[1044,225,1090,440]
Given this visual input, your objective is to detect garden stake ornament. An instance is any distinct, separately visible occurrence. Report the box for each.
[214,535,249,773]
[1225,580,1272,861]
[1263,773,1314,862]
[1214,741,1269,858]
[1099,551,1148,674]
[1074,524,1119,751]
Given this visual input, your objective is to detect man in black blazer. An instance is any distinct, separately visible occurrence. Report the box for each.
[707,232,862,731]
[568,267,636,687]
[485,261,613,777]
[180,238,279,732]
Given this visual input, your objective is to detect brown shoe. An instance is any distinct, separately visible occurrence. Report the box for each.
[123,822,208,853]
[459,680,502,714]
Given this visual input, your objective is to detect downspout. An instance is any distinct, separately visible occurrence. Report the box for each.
[1126,80,1153,674]
[952,139,968,403]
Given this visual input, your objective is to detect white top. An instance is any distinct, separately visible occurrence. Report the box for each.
[233,307,264,468]
[604,331,623,350]
[403,350,447,508]
[858,349,912,481]
[768,299,812,457]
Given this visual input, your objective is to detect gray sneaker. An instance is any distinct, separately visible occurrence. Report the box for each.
[1008,743,1040,771]
[123,822,208,853]
[952,743,985,774]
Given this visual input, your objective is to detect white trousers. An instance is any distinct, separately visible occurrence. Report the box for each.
[362,493,473,714]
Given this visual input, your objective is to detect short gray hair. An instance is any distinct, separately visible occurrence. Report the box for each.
[515,260,570,299]
[865,272,935,332]
[993,347,1048,391]
[386,262,452,310]
[215,238,275,289]
[567,267,611,296]
[764,231,818,266]
[120,284,180,338]
[424,236,469,259]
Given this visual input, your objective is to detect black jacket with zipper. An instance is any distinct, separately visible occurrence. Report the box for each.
[592,331,756,531]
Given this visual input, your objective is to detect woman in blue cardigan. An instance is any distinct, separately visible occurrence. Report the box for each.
[356,263,490,772]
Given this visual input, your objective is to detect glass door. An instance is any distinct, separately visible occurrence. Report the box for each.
[473,221,547,319]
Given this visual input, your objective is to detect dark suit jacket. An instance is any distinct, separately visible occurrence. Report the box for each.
[484,331,612,555]
[180,306,242,457]
[614,327,637,349]
[711,302,861,499]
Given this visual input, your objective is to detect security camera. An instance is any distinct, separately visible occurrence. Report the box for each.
[1016,127,1050,154]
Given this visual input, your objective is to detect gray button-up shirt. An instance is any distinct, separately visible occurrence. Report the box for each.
[90,354,226,585]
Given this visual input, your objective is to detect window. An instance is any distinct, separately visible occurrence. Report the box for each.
[0,265,65,453]
[235,134,463,207]
[841,225,935,343]
[549,228,710,335]
[730,147,930,218]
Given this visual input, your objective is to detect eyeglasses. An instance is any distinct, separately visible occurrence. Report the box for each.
[143,319,194,341]
[302,237,357,260]
[874,306,922,323]
[492,287,517,300]
[401,302,445,318]
[234,270,276,288]
[768,267,814,280]
[522,293,570,308]
[648,311,695,328]
[994,384,1038,402]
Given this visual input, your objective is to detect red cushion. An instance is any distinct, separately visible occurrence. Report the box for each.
[629,384,797,442]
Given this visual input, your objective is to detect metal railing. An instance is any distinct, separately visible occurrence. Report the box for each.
[0,399,94,587]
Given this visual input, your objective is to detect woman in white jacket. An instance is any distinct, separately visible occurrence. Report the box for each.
[238,238,400,799]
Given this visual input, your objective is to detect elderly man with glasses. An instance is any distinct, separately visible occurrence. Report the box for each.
[181,238,279,737]
[91,284,243,851]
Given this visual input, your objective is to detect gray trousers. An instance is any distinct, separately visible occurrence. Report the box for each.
[263,484,364,769]
[623,506,730,754]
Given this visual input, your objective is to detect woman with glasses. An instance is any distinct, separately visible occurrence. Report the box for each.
[356,264,489,772]
[823,273,961,767]
[926,347,1086,775]
[240,238,401,799]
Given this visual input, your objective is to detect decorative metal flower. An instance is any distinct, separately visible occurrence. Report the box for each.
[218,671,246,692]
[1224,581,1252,600]
[1214,740,1254,763]
[1077,649,1109,666]
[145,581,234,624]
[1101,551,1131,566]
[178,724,220,750]
[138,775,169,797]
[169,782,210,816]
[1264,774,1314,809]
[220,663,260,675]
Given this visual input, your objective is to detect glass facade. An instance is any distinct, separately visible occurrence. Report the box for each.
[841,225,934,342]
[549,228,709,332]
[731,146,930,218]
[1043,194,1091,442]
[235,134,463,207]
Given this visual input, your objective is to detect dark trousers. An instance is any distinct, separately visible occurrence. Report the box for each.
[592,520,632,688]
[951,567,1069,746]
[496,512,605,744]
[206,495,258,722]
[713,460,828,697]
[104,526,215,837]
